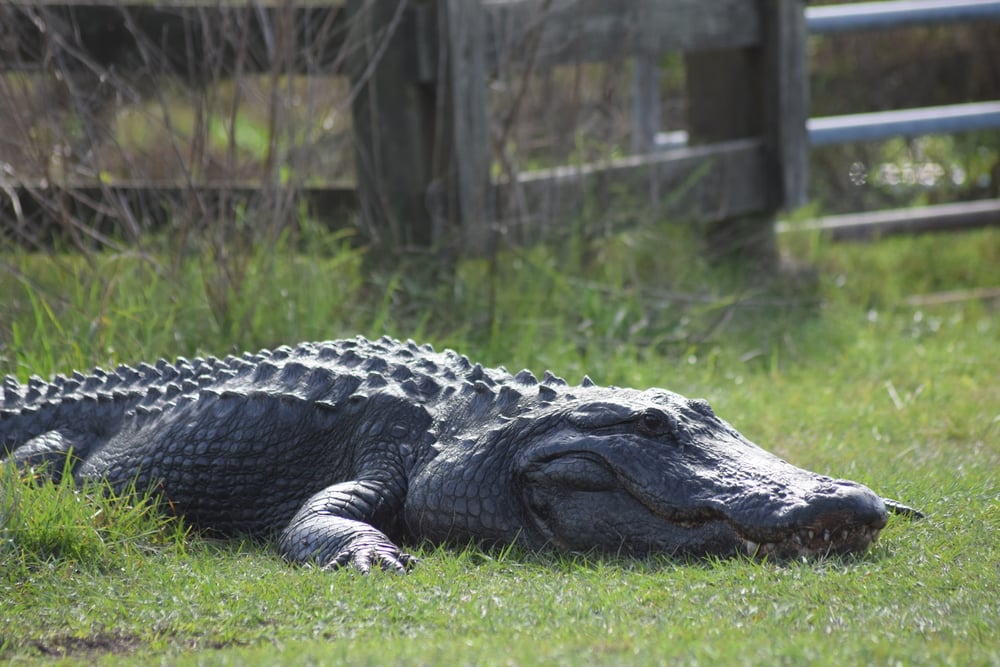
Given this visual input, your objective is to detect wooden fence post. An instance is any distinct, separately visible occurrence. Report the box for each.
[345,0,435,250]
[434,0,491,255]
[684,0,808,266]
[761,0,809,212]
[344,0,490,256]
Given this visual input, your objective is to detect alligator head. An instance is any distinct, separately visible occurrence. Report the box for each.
[514,388,892,558]
[408,387,902,559]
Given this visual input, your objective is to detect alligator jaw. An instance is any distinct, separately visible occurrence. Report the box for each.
[700,485,891,559]
[640,498,888,559]
[738,524,883,559]
[736,496,922,559]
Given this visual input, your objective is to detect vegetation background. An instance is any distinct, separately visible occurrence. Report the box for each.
[1,0,998,664]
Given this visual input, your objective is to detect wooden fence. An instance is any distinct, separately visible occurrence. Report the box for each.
[0,0,807,260]
[2,0,992,256]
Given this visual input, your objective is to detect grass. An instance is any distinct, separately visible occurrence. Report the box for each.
[1,223,998,665]
[0,463,186,567]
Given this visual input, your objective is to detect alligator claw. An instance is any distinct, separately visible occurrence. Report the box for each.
[883,497,924,520]
[323,542,417,575]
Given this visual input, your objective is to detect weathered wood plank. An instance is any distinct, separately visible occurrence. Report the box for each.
[685,50,760,143]
[483,0,760,70]
[494,139,768,245]
[3,0,764,75]
[0,2,350,75]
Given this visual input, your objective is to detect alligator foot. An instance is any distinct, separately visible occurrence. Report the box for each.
[278,480,417,574]
[280,520,417,574]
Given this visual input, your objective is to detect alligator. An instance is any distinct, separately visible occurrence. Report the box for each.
[1,336,921,572]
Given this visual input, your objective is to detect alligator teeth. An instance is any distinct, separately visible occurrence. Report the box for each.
[742,523,884,559]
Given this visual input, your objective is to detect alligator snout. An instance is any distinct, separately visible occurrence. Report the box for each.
[734,478,889,558]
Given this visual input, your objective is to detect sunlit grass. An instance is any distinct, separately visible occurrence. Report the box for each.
[1,225,998,664]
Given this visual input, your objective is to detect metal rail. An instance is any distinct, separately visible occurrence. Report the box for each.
[808,101,1000,146]
[776,199,1000,240]
[783,1,1000,239]
[802,1,1000,146]
[806,0,1000,35]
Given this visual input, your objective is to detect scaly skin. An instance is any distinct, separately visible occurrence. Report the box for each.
[1,336,921,572]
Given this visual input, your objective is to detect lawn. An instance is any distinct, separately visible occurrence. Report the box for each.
[1,224,998,665]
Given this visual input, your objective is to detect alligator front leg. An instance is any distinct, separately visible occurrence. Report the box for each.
[278,479,415,574]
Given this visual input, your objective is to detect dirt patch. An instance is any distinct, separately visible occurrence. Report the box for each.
[29,633,145,659]
[15,632,244,661]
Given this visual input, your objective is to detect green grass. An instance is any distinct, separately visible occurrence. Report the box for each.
[1,225,998,665]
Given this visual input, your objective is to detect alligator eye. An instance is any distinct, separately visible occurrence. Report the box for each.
[688,398,715,417]
[638,410,671,436]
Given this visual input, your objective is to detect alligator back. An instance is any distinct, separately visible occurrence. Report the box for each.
[2,355,237,460]
[0,337,505,534]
